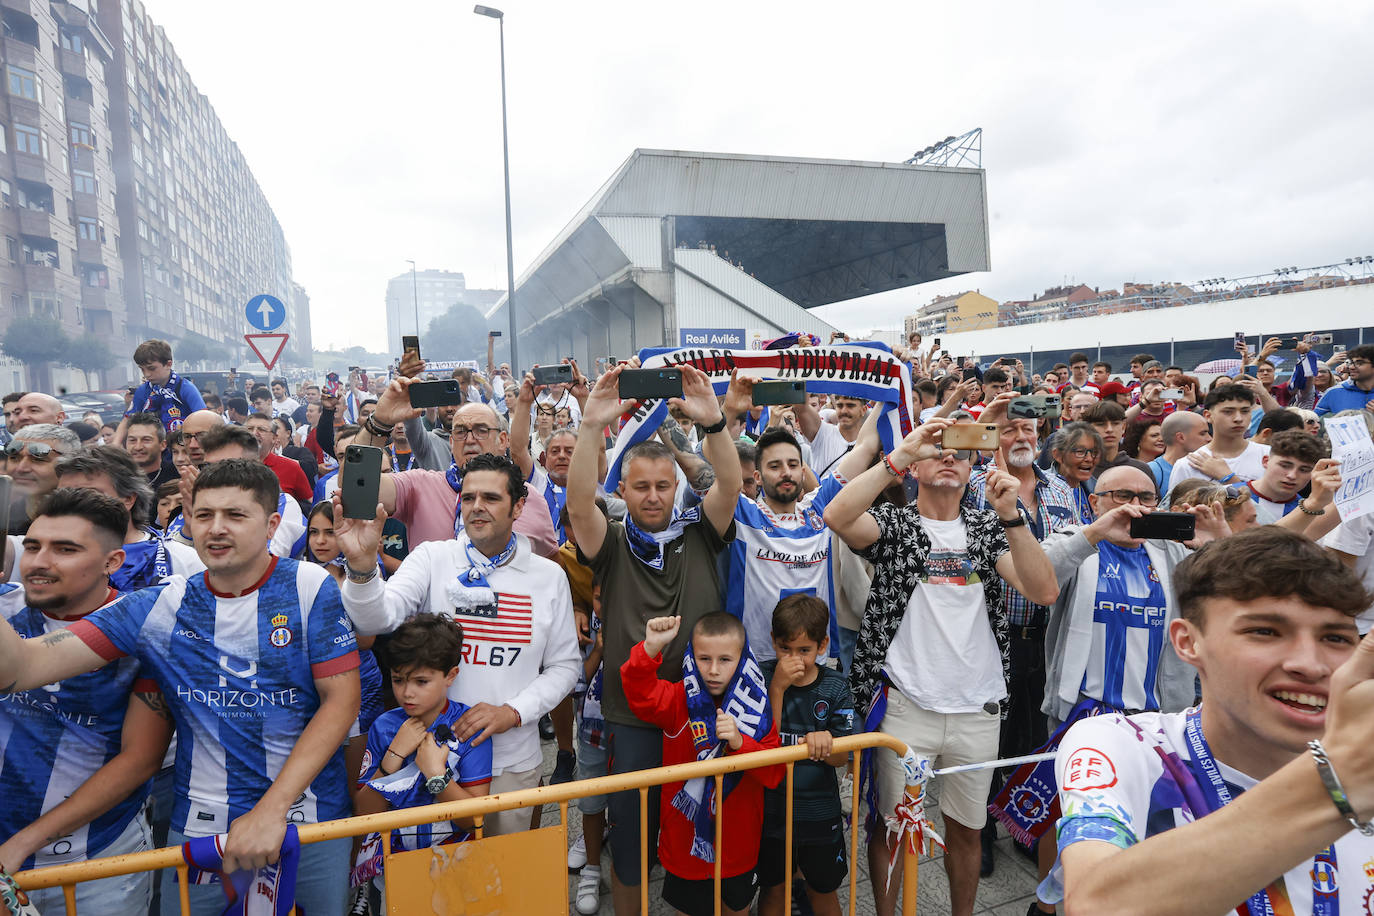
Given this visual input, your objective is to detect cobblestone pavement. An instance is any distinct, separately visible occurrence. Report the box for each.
[539,740,1044,915]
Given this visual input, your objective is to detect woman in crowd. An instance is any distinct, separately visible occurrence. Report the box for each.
[1047,421,1103,524]
[1121,417,1165,462]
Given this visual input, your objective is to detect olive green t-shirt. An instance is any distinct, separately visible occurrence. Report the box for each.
[580,517,734,726]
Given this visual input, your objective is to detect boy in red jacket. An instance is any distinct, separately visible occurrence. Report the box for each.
[622,612,783,916]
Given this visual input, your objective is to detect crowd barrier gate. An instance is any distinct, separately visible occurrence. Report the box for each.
[13,733,940,916]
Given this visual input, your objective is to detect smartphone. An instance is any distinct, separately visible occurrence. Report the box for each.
[1333,344,1347,354]
[752,380,806,406]
[1160,387,1184,400]
[407,379,465,408]
[532,364,573,387]
[488,330,503,337]
[401,335,420,358]
[941,423,999,450]
[1008,394,1062,420]
[1130,512,1195,541]
[618,368,683,400]
[1244,364,1258,378]
[934,338,941,348]
[340,445,383,520]
[1234,332,1246,348]
[605,356,619,367]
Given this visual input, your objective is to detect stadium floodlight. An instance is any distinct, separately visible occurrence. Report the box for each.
[473,5,502,17]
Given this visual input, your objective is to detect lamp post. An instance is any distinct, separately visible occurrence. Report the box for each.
[406,258,420,336]
[473,4,519,374]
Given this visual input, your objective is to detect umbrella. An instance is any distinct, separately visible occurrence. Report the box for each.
[1193,358,1242,375]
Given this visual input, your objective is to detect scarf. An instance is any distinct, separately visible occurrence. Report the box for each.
[444,462,466,537]
[988,697,1111,846]
[603,342,914,491]
[136,371,188,414]
[444,532,516,609]
[116,528,172,590]
[181,825,300,916]
[744,407,770,436]
[0,869,41,916]
[623,504,700,571]
[672,636,771,863]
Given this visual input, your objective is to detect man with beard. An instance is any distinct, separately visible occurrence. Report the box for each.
[964,403,1079,877]
[795,394,870,479]
[510,373,579,545]
[123,412,179,489]
[176,409,224,468]
[0,489,173,915]
[724,422,876,665]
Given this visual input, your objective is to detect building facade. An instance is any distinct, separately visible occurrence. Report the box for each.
[384,268,502,355]
[0,0,304,390]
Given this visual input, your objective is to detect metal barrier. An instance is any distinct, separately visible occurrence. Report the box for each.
[12,732,934,916]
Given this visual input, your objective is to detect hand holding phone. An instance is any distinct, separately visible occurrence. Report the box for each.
[341,445,383,520]
[1130,512,1195,542]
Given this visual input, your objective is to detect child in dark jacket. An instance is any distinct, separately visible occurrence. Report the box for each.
[621,611,783,916]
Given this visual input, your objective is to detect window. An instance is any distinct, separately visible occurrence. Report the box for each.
[137,217,148,239]
[60,30,84,54]
[5,236,16,264]
[6,66,41,102]
[22,241,57,267]
[0,179,10,207]
[73,170,95,194]
[78,217,98,240]
[69,122,92,147]
[14,124,43,157]
[84,266,107,287]
[29,293,56,317]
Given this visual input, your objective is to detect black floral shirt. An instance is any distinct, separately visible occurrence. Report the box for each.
[848,502,1011,716]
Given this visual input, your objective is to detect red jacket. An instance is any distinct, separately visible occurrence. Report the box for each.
[264,453,312,503]
[621,641,783,880]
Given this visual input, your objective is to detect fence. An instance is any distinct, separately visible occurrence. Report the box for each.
[12,732,938,916]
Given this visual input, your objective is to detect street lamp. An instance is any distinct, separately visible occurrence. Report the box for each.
[406,258,420,337]
[473,4,520,374]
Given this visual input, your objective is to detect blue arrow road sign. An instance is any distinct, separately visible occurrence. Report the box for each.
[245,294,286,332]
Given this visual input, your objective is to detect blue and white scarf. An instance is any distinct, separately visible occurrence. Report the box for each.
[744,407,770,436]
[604,343,914,491]
[116,527,172,590]
[444,532,516,609]
[623,504,700,571]
[181,825,300,916]
[445,461,466,539]
[672,637,772,863]
[132,370,190,415]
[579,613,605,749]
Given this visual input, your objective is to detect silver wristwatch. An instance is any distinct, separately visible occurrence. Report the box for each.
[424,768,452,796]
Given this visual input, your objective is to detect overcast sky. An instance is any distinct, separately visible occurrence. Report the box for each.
[150,0,1373,351]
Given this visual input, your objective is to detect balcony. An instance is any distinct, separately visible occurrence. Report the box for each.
[17,205,54,237]
[76,236,102,263]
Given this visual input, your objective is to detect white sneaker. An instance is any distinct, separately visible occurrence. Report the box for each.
[567,832,587,870]
[575,864,602,915]
[838,770,854,817]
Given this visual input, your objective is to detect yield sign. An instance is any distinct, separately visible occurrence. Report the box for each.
[244,333,289,371]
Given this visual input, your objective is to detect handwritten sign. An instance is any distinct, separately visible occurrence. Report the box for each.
[1327,414,1374,523]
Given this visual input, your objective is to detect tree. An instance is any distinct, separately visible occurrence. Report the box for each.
[64,332,117,389]
[424,302,489,362]
[175,333,230,369]
[2,315,68,365]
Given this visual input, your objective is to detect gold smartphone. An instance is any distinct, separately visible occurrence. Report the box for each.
[941,423,1000,450]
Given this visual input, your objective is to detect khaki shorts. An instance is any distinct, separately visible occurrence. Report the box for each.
[483,764,543,836]
[873,688,1001,830]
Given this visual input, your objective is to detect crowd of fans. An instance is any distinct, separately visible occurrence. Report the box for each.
[0,328,1373,916]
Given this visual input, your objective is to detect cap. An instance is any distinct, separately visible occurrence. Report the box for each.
[1097,381,1130,397]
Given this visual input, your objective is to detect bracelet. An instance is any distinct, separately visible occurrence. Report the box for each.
[1308,740,1374,835]
[345,564,379,584]
[1218,473,1236,484]
[385,749,402,759]
[999,515,1027,529]
[699,414,727,435]
[1298,499,1325,516]
[882,454,905,478]
[364,415,394,438]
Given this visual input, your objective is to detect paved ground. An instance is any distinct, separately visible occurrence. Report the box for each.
[538,740,1044,915]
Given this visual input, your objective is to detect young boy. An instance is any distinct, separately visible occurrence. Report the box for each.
[570,582,608,915]
[113,339,206,449]
[355,614,493,860]
[622,612,783,916]
[758,596,856,916]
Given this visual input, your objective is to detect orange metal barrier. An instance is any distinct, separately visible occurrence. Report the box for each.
[13,732,926,915]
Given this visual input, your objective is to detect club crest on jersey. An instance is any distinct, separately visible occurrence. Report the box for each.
[813,699,829,720]
[806,510,823,531]
[269,613,293,648]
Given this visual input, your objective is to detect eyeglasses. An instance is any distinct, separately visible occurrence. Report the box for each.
[1099,489,1161,507]
[451,424,496,440]
[1066,446,1101,459]
[4,441,54,461]
[1349,359,1372,368]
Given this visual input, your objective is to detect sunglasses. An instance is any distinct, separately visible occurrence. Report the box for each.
[5,441,55,461]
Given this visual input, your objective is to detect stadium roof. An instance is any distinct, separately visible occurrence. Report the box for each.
[487,148,990,350]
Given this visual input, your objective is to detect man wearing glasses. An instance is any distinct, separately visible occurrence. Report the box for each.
[1315,344,1374,416]
[351,381,557,554]
[5,425,84,536]
[825,417,1059,916]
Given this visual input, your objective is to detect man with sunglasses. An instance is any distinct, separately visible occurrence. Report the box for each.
[350,378,557,553]
[825,416,1059,916]
[1315,343,1374,416]
[6,425,84,536]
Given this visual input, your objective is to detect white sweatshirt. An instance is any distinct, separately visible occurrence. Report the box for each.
[341,533,580,774]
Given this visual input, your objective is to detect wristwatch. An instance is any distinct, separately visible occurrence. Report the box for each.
[424,767,452,796]
[699,413,727,435]
[999,514,1027,529]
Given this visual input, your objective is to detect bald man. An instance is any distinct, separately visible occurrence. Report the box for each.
[12,393,66,429]
[177,409,224,466]
[1149,411,1211,494]
[351,382,557,553]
